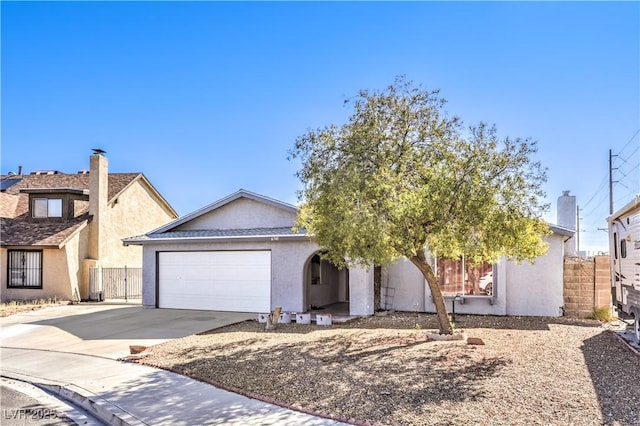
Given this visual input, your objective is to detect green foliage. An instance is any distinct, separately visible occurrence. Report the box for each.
[592,305,614,322]
[290,76,550,268]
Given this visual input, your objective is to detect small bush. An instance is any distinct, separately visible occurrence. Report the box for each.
[592,305,614,322]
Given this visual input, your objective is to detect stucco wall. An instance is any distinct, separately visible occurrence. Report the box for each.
[308,261,340,307]
[349,266,374,316]
[1,247,72,301]
[381,234,565,317]
[176,198,297,231]
[384,258,426,312]
[505,234,565,316]
[142,240,319,312]
[103,179,176,270]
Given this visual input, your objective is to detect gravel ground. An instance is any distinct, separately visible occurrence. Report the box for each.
[138,313,640,426]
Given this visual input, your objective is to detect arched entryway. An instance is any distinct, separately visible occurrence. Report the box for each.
[303,252,349,314]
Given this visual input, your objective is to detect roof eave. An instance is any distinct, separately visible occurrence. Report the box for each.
[109,174,178,218]
[123,233,310,246]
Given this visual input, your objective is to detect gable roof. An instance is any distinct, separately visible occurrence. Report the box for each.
[0,171,177,247]
[150,189,297,235]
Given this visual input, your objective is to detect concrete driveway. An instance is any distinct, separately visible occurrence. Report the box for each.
[0,304,254,359]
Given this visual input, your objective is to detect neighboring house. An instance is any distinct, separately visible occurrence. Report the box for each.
[0,151,178,302]
[125,189,575,317]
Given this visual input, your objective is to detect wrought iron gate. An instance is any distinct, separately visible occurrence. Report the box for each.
[89,266,142,302]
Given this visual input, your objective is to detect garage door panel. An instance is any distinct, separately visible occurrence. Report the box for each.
[158,251,271,312]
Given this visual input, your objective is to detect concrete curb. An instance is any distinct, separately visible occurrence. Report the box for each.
[1,372,146,426]
[132,360,362,426]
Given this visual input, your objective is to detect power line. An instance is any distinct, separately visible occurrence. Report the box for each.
[617,128,640,157]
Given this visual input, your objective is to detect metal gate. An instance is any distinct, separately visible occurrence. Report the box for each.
[89,267,142,302]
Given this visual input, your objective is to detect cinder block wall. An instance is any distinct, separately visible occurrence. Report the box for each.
[563,255,611,318]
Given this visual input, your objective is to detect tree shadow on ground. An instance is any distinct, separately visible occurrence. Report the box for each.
[147,331,511,425]
[581,332,640,426]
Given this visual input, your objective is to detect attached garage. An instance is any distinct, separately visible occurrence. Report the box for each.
[158,250,271,312]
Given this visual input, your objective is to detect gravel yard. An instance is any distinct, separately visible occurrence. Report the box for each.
[138,313,640,426]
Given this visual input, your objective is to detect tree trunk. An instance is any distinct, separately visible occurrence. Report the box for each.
[410,251,454,335]
[374,265,382,311]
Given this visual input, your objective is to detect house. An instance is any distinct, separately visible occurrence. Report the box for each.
[0,151,178,302]
[125,189,575,317]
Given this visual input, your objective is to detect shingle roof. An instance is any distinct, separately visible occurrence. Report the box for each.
[0,172,140,247]
[0,216,89,247]
[1,172,140,199]
[125,226,307,243]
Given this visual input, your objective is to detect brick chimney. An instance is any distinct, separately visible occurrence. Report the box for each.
[89,151,108,261]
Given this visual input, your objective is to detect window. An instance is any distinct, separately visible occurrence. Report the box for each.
[33,198,62,218]
[613,232,618,260]
[621,239,627,259]
[436,256,493,296]
[311,254,322,285]
[7,250,42,288]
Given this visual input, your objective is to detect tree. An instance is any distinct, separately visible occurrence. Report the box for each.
[290,76,550,335]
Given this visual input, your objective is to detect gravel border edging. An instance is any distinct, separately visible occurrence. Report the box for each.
[608,329,640,356]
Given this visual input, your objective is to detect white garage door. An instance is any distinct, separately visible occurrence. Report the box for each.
[158,251,271,312]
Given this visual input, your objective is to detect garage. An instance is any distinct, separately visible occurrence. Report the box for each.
[158,250,271,312]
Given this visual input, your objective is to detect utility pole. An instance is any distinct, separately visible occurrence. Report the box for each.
[576,205,581,255]
[609,149,618,215]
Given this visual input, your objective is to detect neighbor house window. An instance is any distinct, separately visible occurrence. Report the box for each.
[33,198,62,218]
[436,256,493,296]
[7,250,43,288]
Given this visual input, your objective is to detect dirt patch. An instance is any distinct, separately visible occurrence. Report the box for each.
[138,313,640,425]
[0,300,70,317]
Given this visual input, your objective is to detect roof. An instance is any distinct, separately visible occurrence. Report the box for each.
[0,216,89,248]
[125,190,304,245]
[150,189,298,235]
[608,195,640,222]
[549,224,576,238]
[0,171,177,247]
[124,226,307,245]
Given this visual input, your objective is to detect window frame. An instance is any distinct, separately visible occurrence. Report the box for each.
[32,198,63,218]
[435,255,494,297]
[7,250,43,289]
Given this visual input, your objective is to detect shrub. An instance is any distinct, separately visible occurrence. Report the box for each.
[592,305,614,322]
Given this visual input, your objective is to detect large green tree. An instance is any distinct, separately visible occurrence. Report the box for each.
[290,77,550,334]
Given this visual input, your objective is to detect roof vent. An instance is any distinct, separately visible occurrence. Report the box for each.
[31,170,61,175]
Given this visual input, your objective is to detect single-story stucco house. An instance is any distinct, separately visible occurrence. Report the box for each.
[125,189,575,317]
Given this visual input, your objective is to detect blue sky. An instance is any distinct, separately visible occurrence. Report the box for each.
[2,1,639,253]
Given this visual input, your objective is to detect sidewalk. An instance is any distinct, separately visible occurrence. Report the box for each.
[1,347,349,426]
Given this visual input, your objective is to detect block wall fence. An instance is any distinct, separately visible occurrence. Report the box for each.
[563,255,611,318]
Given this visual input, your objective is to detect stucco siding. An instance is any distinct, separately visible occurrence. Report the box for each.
[142,240,318,312]
[1,247,72,301]
[382,235,564,317]
[384,258,426,312]
[308,261,341,307]
[349,266,374,316]
[175,198,297,231]
[504,234,565,317]
[103,180,176,270]
[63,229,86,300]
